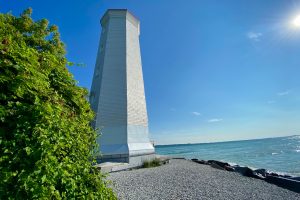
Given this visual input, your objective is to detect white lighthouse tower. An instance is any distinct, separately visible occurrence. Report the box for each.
[90,9,155,164]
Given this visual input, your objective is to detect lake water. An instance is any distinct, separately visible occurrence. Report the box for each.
[155,135,300,176]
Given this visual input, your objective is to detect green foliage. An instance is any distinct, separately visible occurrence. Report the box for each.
[0,8,116,199]
[142,158,162,168]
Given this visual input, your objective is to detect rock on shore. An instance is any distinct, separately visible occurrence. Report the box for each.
[109,159,300,200]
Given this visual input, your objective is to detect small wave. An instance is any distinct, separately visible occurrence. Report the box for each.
[288,135,300,140]
[227,161,239,166]
[266,170,294,177]
[272,152,279,155]
[295,149,300,153]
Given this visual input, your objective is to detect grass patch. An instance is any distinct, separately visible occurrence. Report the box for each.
[142,158,162,168]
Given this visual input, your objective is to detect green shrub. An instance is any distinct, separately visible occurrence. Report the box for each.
[0,8,116,199]
[142,158,162,168]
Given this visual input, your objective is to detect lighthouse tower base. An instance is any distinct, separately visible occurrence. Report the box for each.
[96,153,156,167]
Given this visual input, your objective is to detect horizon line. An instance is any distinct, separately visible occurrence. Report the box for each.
[154,134,300,147]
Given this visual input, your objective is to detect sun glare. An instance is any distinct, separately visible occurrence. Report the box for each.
[292,15,300,28]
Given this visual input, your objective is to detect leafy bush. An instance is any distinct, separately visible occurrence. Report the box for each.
[0,8,116,199]
[142,158,162,168]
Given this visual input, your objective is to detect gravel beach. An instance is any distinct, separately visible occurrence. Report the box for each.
[109,159,300,200]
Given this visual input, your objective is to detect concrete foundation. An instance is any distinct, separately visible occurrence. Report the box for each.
[96,154,157,172]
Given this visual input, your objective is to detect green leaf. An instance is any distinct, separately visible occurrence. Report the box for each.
[41,175,46,183]
[25,147,31,155]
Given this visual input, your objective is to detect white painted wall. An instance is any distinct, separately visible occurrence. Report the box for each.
[90,9,154,158]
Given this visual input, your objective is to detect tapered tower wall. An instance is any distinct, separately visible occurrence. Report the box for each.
[90,9,154,163]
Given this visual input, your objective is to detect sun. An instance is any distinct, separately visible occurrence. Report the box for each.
[292,15,300,28]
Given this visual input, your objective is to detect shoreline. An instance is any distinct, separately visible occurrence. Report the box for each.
[189,158,300,193]
[108,158,300,200]
[155,135,300,178]
[160,155,300,177]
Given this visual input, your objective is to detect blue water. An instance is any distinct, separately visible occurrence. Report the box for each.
[155,135,300,176]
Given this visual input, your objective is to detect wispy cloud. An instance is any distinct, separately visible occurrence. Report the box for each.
[247,31,263,41]
[191,111,201,116]
[267,100,276,104]
[277,90,291,96]
[208,118,223,123]
[158,129,188,135]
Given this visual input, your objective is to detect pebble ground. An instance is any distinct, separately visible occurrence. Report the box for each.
[108,159,300,200]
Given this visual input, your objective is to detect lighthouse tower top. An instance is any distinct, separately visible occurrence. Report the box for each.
[100,9,140,34]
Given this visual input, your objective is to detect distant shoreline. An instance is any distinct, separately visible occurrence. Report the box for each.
[155,134,300,147]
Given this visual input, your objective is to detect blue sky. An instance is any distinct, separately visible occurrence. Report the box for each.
[2,0,300,144]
